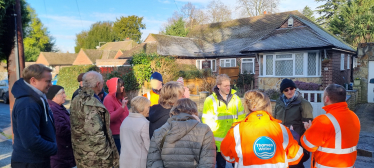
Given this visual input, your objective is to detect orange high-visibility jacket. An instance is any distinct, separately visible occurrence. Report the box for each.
[301,102,360,168]
[143,90,160,106]
[221,111,304,167]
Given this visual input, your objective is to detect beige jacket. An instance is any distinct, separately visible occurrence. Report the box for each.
[120,112,150,168]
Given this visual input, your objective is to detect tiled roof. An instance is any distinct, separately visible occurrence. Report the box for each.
[99,40,137,51]
[151,34,203,56]
[83,49,103,63]
[101,50,118,59]
[96,59,130,66]
[119,42,158,58]
[241,15,355,52]
[40,52,78,65]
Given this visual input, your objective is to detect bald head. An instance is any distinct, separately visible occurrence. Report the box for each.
[83,71,103,94]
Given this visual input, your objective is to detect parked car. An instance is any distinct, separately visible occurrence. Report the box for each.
[0,80,9,104]
[52,74,58,85]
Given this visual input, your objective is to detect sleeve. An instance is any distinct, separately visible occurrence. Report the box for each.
[274,102,280,119]
[103,97,125,121]
[201,97,217,131]
[236,95,246,121]
[53,112,71,138]
[146,124,170,168]
[141,122,150,152]
[301,100,313,122]
[284,126,304,165]
[197,126,216,168]
[16,106,57,156]
[220,126,238,163]
[301,115,333,152]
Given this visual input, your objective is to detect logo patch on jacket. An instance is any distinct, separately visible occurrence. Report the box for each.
[253,136,276,159]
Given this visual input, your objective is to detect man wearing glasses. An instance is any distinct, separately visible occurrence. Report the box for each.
[274,78,313,168]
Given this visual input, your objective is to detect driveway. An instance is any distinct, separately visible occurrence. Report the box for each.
[0,102,11,168]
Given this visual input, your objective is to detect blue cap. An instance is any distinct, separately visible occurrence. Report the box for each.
[150,72,163,82]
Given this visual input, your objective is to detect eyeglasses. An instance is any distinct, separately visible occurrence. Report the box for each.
[283,87,295,92]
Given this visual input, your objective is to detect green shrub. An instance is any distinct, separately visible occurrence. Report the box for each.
[104,70,140,93]
[133,64,152,86]
[57,65,99,99]
[151,56,179,83]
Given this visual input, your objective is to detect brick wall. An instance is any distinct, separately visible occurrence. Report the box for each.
[330,51,351,87]
[73,50,93,65]
[347,90,358,111]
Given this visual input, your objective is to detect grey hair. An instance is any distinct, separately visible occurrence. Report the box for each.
[56,89,64,95]
[82,71,103,88]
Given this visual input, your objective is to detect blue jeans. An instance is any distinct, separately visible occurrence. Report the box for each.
[113,134,121,154]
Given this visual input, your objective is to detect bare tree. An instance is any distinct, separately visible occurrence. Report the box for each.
[207,0,232,23]
[236,0,280,17]
[181,2,196,29]
[193,9,209,25]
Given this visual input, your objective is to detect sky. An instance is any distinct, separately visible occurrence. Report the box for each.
[26,0,323,53]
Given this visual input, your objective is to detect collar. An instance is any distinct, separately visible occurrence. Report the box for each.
[94,94,102,103]
[322,102,349,113]
[129,112,146,118]
[24,80,46,99]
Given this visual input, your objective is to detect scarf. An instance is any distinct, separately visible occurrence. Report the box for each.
[282,91,299,107]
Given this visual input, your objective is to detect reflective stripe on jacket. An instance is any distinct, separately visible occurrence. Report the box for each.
[221,111,304,167]
[201,89,245,152]
[143,90,160,106]
[301,102,360,168]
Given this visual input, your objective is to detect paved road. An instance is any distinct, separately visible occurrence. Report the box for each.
[0,102,10,134]
[0,102,11,168]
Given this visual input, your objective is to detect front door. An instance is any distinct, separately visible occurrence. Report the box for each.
[368,61,374,103]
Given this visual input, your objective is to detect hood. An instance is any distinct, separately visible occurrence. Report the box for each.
[167,113,199,143]
[11,78,40,100]
[106,77,119,94]
[149,105,170,123]
[212,85,236,105]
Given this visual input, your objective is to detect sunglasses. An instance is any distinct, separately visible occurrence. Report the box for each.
[283,87,295,92]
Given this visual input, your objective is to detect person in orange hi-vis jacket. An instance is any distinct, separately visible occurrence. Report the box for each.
[301,84,360,168]
[221,90,304,167]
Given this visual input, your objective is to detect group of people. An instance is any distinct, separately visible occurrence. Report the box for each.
[10,63,360,168]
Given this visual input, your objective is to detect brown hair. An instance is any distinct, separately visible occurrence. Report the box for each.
[216,74,231,85]
[23,64,52,83]
[159,81,184,109]
[325,84,346,103]
[170,98,198,116]
[244,90,272,115]
[130,96,151,113]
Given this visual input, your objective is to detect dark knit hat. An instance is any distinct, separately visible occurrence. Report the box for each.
[280,78,296,92]
[150,72,163,82]
[46,85,64,100]
[77,73,85,82]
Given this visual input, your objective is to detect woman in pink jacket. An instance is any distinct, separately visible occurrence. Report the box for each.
[103,77,129,153]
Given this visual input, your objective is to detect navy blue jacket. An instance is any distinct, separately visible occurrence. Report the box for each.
[11,78,57,163]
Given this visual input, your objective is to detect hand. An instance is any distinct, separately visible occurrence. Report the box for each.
[303,120,312,130]
[290,125,294,131]
[122,97,128,108]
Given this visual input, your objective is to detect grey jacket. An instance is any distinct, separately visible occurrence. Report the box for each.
[146,113,216,168]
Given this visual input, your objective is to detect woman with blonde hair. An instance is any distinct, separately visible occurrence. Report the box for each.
[148,81,184,138]
[120,96,151,168]
[220,90,304,167]
[147,98,216,168]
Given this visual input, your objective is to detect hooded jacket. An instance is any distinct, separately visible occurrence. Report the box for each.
[48,100,76,168]
[147,113,216,168]
[148,104,170,138]
[70,87,120,168]
[103,77,129,135]
[11,78,57,163]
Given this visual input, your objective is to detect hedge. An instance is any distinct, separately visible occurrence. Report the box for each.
[57,65,99,99]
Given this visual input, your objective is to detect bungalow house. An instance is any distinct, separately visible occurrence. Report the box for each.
[36,52,78,77]
[119,10,356,90]
[99,40,138,59]
[73,49,105,65]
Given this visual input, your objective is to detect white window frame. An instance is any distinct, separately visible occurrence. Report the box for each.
[353,57,358,68]
[341,54,345,70]
[220,58,236,67]
[196,59,217,72]
[260,51,321,77]
[347,54,350,69]
[241,58,255,74]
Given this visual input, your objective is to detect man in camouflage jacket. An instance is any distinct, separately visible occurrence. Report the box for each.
[70,71,119,168]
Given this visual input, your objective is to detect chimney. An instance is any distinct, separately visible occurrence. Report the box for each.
[264,11,267,14]
[126,37,130,41]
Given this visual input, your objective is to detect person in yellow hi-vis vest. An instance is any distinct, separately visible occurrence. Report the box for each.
[143,72,163,106]
[202,74,245,168]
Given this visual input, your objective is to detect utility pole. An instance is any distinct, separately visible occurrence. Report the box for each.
[8,0,25,142]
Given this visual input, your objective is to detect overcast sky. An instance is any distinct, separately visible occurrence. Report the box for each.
[27,0,323,53]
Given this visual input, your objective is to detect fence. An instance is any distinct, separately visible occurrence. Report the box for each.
[219,67,239,81]
[299,90,325,118]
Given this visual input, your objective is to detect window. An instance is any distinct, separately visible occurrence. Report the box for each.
[196,59,216,72]
[347,54,350,69]
[353,57,358,68]
[220,58,236,67]
[241,58,255,74]
[260,52,320,77]
[341,54,345,70]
